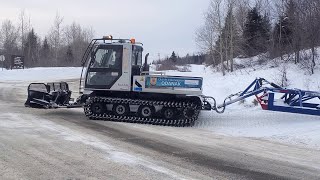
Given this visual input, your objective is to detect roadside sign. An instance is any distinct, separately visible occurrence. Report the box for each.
[11,55,24,70]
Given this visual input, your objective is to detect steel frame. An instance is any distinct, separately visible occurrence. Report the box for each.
[220,78,320,116]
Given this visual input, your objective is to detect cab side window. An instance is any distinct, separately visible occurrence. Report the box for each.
[132,46,142,66]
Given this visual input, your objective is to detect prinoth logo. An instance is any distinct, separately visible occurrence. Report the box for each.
[150,77,157,86]
[118,83,129,87]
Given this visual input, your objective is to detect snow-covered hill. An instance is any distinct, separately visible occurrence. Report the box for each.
[164,56,320,103]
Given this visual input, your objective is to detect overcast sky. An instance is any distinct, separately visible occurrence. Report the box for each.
[0,0,211,61]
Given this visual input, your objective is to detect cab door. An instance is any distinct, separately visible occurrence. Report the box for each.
[85,45,123,90]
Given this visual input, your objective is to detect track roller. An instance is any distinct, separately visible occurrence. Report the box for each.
[162,108,175,119]
[113,104,130,116]
[139,105,155,118]
[91,102,106,115]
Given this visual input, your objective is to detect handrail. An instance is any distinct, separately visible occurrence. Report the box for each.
[140,71,166,76]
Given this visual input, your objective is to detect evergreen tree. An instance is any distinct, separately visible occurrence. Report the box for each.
[243,7,270,57]
[261,14,271,44]
[170,51,177,63]
[40,37,51,65]
[65,45,74,65]
[24,29,40,67]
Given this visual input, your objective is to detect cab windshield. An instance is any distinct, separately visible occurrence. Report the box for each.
[86,45,123,87]
[90,46,122,69]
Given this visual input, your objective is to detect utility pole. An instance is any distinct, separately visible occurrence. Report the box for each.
[0,55,5,71]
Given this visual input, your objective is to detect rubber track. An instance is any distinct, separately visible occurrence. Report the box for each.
[84,96,201,127]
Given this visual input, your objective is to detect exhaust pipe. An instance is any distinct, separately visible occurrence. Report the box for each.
[143,53,150,72]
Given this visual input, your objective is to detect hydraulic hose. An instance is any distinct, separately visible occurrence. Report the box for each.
[202,96,226,114]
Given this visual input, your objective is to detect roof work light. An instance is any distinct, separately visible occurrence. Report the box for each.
[130,39,136,44]
[103,35,113,40]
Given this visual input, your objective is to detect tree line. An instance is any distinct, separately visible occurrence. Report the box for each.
[0,11,94,68]
[196,0,320,75]
[153,51,206,71]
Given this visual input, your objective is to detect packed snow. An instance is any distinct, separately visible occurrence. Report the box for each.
[1,57,320,150]
[0,112,187,179]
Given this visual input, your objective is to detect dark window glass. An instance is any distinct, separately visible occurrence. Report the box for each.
[91,48,122,69]
[86,45,123,87]
[132,46,143,66]
[86,72,119,86]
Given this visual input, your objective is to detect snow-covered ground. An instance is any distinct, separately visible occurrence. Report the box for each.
[167,58,320,150]
[164,58,320,150]
[1,59,320,150]
[0,67,83,82]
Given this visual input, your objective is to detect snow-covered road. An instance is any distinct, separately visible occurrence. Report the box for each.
[1,67,320,179]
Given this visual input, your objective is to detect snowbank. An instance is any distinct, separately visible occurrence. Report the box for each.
[0,67,83,82]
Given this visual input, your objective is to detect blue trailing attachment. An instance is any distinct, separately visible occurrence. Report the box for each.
[203,78,320,116]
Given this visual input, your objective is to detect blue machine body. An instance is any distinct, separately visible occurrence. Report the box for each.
[145,76,203,89]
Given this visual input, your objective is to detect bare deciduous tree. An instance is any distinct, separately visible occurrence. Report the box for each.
[226,0,237,72]
[63,22,94,65]
[0,20,19,68]
[235,0,250,35]
[19,9,31,52]
[48,13,64,65]
[196,0,226,75]
[296,0,320,74]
